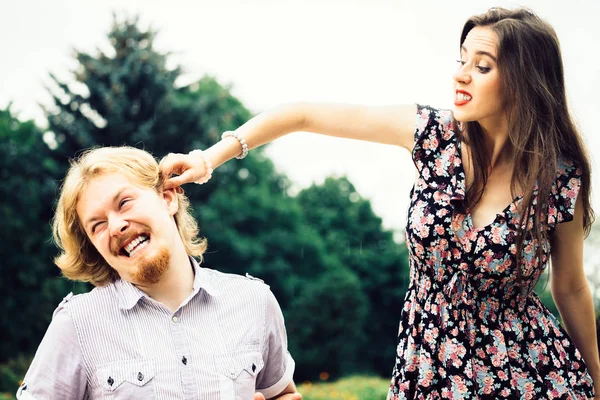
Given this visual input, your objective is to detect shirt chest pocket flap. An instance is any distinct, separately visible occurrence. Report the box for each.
[216,351,265,381]
[96,359,156,394]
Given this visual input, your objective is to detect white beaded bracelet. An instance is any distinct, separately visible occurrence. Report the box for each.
[221,131,249,160]
[188,150,213,184]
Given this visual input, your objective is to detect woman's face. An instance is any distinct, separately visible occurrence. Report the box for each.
[453,26,506,126]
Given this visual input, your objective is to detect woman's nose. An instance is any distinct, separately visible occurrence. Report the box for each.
[453,65,471,85]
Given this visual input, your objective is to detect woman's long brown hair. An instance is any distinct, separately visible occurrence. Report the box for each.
[458,8,593,285]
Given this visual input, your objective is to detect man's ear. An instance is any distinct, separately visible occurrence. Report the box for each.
[162,187,180,216]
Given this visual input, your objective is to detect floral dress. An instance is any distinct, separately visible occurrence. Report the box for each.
[388,105,595,399]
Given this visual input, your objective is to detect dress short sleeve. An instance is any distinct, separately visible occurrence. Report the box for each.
[412,104,462,192]
[548,160,583,227]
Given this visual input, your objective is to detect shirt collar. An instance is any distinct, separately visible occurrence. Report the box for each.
[190,257,221,297]
[116,256,220,310]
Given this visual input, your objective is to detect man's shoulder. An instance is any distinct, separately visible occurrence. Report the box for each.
[56,283,118,312]
[200,268,270,295]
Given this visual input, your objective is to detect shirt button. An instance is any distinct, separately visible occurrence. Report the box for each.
[229,369,236,377]
[172,316,178,323]
[137,372,144,381]
[182,356,187,365]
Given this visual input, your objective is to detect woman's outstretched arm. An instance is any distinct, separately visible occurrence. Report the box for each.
[160,102,416,188]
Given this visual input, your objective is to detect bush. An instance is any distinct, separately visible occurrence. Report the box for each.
[0,354,31,399]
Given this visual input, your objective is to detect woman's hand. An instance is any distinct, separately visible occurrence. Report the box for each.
[159,152,210,189]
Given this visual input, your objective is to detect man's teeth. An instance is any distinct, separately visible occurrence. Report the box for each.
[124,235,149,256]
[457,93,472,101]
[128,240,149,257]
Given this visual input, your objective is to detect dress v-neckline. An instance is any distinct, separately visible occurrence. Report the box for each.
[456,139,524,232]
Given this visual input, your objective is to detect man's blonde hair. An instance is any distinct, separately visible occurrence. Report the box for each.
[52,146,207,286]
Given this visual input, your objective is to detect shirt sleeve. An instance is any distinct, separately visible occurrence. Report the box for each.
[255,289,295,398]
[17,303,88,400]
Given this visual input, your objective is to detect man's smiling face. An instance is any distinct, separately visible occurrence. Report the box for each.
[76,172,179,286]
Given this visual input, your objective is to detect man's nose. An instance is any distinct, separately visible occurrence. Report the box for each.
[108,216,129,237]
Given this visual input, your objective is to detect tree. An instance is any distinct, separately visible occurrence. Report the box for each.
[297,177,410,377]
[0,107,88,363]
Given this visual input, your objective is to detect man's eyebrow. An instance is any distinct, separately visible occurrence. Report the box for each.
[84,187,127,230]
[461,45,497,62]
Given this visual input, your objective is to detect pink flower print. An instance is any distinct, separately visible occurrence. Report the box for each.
[433,191,444,202]
[406,352,419,372]
[451,375,468,392]
[569,177,580,189]
[491,353,505,367]
[435,224,445,236]
[422,166,431,181]
[452,248,461,259]
[482,375,494,394]
[415,243,425,258]
[490,225,506,245]
[424,330,435,343]
[434,158,447,176]
[442,388,452,399]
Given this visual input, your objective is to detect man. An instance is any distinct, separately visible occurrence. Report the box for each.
[18,146,300,400]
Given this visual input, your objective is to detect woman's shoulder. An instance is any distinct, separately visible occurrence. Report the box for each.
[415,104,455,133]
[547,158,583,227]
[413,104,460,152]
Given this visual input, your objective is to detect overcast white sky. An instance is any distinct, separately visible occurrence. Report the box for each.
[1,0,599,234]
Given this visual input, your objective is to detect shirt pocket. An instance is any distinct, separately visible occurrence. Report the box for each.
[96,359,156,400]
[215,351,264,400]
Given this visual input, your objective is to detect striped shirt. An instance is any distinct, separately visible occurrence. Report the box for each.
[18,258,295,400]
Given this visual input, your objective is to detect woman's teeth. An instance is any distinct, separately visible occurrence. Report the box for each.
[457,93,472,101]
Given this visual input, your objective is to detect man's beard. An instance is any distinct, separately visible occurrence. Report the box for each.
[132,246,170,285]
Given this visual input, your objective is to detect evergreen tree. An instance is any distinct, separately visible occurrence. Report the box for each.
[0,107,88,363]
[297,177,410,376]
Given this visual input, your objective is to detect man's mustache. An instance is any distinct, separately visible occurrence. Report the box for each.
[109,228,150,256]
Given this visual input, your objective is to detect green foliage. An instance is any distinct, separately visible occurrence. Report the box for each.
[0,355,31,399]
[287,267,369,379]
[0,107,89,363]
[297,375,390,400]
[296,177,410,376]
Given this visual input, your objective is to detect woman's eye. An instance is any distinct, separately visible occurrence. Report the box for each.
[119,198,131,209]
[456,59,466,66]
[476,66,491,73]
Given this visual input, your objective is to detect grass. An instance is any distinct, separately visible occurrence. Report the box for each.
[297,375,389,400]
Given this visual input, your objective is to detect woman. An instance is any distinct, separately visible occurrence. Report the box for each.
[160,7,599,399]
